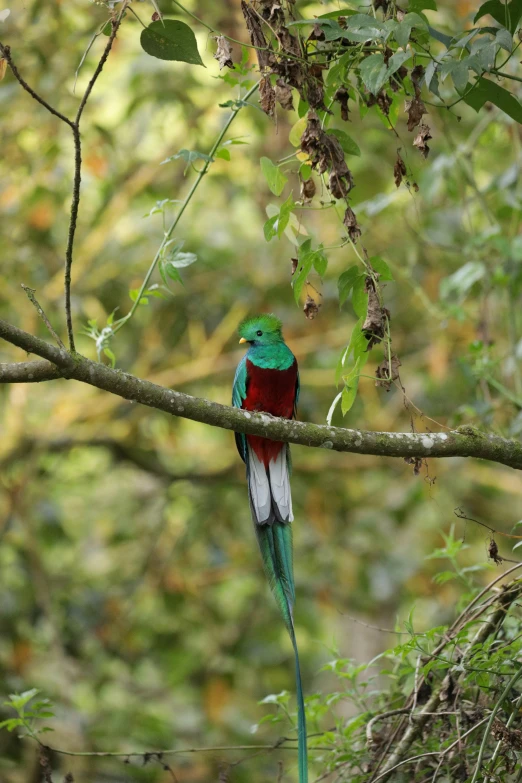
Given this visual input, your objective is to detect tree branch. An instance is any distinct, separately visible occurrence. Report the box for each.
[2,318,522,470]
[2,8,126,355]
[0,43,74,127]
[0,360,63,383]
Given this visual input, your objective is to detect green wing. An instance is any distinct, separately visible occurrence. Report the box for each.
[232,355,248,462]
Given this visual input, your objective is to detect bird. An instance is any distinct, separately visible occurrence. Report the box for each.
[232,313,307,783]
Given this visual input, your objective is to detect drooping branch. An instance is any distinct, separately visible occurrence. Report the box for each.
[2,317,522,470]
[1,4,127,354]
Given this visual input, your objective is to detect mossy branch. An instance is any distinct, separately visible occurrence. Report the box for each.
[1,317,522,470]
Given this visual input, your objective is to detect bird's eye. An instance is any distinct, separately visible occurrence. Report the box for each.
[256,330,263,337]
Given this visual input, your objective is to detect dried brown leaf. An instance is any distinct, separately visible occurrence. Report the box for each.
[300,175,316,203]
[394,150,407,188]
[213,36,234,70]
[300,111,353,197]
[375,353,401,390]
[275,78,293,110]
[343,205,361,242]
[413,123,432,159]
[334,86,350,121]
[404,456,423,475]
[303,294,320,320]
[291,257,298,275]
[259,75,276,118]
[362,277,386,348]
[0,58,6,81]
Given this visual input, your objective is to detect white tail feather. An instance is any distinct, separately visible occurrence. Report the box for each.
[247,444,293,524]
[247,445,271,523]
[269,447,293,522]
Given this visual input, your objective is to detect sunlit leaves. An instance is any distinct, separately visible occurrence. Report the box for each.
[263,192,295,242]
[140,20,204,66]
[289,116,307,147]
[292,239,326,303]
[0,690,55,738]
[162,149,213,168]
[260,157,287,196]
[159,239,197,290]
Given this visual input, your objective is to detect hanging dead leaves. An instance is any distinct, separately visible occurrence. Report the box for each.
[299,173,316,204]
[334,87,350,121]
[343,205,361,242]
[405,65,432,159]
[300,111,354,198]
[362,275,388,349]
[394,150,407,188]
[213,36,234,70]
[375,353,401,391]
[413,123,432,159]
[303,293,321,320]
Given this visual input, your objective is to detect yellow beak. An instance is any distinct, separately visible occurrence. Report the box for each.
[239,337,247,344]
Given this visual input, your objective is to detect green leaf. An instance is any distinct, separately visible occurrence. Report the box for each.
[496,27,513,52]
[129,289,149,305]
[7,690,39,710]
[341,359,362,414]
[140,20,204,65]
[260,157,288,196]
[402,12,429,30]
[474,0,522,34]
[0,718,25,731]
[338,266,361,306]
[276,192,295,238]
[370,256,394,281]
[386,50,412,79]
[394,20,412,47]
[169,251,197,268]
[289,116,308,147]
[293,239,314,303]
[313,246,328,277]
[263,215,278,242]
[464,77,522,124]
[451,61,470,94]
[161,149,213,166]
[215,148,231,161]
[352,275,368,318]
[476,41,499,72]
[344,14,387,41]
[299,163,312,181]
[359,53,388,95]
[327,129,361,156]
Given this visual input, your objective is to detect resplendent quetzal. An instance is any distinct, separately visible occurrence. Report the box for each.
[232,314,307,783]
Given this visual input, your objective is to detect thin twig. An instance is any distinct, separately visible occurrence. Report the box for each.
[0,43,74,127]
[111,79,260,337]
[64,7,127,352]
[21,285,66,351]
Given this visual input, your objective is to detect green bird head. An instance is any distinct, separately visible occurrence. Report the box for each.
[238,313,284,346]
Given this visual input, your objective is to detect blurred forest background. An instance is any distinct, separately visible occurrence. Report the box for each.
[1,0,522,781]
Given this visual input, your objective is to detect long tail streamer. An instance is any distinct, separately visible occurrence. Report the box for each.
[254,520,308,783]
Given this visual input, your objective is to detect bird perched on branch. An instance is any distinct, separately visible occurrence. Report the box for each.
[232,313,307,783]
